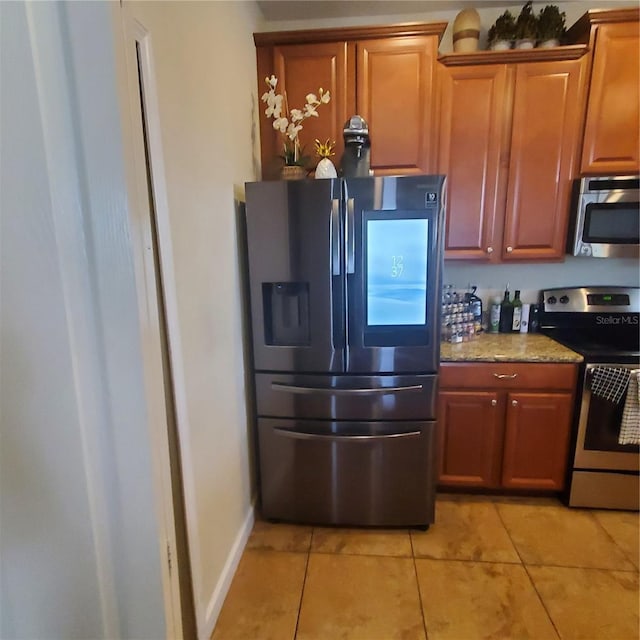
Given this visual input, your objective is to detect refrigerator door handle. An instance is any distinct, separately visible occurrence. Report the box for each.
[274,427,422,441]
[346,197,355,274]
[331,198,341,276]
[271,382,424,395]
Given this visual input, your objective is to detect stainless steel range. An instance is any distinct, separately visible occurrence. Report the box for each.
[541,286,639,511]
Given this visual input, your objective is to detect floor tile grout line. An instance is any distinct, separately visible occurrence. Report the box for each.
[585,509,640,570]
[492,500,563,640]
[410,530,430,640]
[292,530,313,640]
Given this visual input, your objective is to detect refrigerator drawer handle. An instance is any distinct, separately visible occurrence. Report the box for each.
[273,427,422,441]
[493,373,518,379]
[346,197,355,274]
[271,383,424,395]
[331,198,341,276]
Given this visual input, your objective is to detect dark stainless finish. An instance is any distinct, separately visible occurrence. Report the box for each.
[258,417,436,526]
[245,180,344,372]
[243,176,446,526]
[271,382,424,394]
[344,175,446,374]
[274,427,422,440]
[346,197,355,274]
[256,373,438,421]
[568,175,639,258]
[331,198,341,277]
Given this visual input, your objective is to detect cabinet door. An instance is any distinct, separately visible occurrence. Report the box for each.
[581,21,640,174]
[502,392,573,490]
[357,36,438,175]
[503,59,586,260]
[438,64,510,260]
[259,42,355,178]
[437,391,503,488]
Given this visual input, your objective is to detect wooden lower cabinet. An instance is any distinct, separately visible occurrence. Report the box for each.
[437,363,576,492]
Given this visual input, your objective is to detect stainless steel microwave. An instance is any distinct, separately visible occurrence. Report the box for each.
[568,175,639,258]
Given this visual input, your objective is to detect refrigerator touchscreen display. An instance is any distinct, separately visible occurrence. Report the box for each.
[366,218,429,326]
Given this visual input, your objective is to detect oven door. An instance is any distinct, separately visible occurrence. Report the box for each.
[573,363,640,471]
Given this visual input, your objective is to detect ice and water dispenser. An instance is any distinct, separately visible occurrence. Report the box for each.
[262,282,310,346]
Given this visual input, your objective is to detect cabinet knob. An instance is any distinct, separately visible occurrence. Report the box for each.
[491,399,497,406]
[486,247,494,254]
[506,246,513,253]
[512,399,518,406]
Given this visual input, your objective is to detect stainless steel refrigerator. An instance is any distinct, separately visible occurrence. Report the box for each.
[243,175,446,528]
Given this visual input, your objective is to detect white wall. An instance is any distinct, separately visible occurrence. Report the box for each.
[1,2,166,638]
[125,1,262,636]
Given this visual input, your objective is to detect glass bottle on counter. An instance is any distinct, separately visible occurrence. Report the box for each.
[499,286,513,333]
[511,290,522,332]
[489,296,501,333]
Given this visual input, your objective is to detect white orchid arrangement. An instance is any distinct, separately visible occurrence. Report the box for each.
[261,75,331,166]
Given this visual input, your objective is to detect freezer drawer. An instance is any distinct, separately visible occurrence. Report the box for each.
[258,418,437,527]
[255,373,438,421]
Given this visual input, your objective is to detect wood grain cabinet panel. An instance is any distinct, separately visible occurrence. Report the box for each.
[581,21,640,174]
[254,23,445,179]
[438,363,577,492]
[438,65,508,259]
[262,42,355,179]
[437,391,503,487]
[501,392,573,490]
[504,59,586,260]
[357,36,438,174]
[438,53,587,262]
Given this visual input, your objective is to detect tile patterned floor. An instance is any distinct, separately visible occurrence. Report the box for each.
[211,494,639,640]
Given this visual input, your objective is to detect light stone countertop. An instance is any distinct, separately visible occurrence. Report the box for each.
[440,332,583,363]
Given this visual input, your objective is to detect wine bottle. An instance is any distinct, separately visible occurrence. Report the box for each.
[511,290,522,332]
[499,286,513,333]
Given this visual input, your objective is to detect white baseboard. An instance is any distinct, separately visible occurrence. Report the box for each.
[200,503,256,639]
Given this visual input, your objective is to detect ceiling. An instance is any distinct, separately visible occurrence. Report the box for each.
[256,0,520,22]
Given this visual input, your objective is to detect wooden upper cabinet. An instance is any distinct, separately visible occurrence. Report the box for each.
[580,21,640,174]
[258,42,355,179]
[438,47,588,262]
[438,64,509,260]
[357,36,438,174]
[504,58,586,260]
[254,23,446,179]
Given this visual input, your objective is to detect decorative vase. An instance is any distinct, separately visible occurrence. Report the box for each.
[280,165,307,181]
[314,157,337,179]
[452,8,481,53]
[538,38,560,48]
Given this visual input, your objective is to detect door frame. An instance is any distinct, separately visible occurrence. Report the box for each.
[115,10,196,638]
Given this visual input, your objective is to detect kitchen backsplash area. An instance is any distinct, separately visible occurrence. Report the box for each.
[444,256,640,309]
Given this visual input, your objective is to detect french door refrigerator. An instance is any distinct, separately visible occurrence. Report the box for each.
[243,175,446,527]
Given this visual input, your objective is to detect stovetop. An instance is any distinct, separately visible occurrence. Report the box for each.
[540,286,640,364]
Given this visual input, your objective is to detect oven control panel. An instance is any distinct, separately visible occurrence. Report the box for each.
[543,287,640,314]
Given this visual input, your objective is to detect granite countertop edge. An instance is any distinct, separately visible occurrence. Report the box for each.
[440,333,584,364]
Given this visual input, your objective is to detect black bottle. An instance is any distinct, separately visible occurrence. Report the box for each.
[499,287,513,333]
[511,290,523,332]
